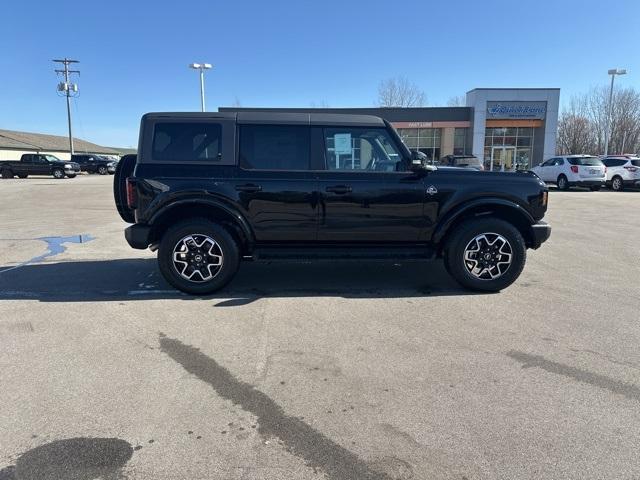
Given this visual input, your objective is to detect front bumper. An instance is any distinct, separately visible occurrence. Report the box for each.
[530,221,551,249]
[125,224,151,249]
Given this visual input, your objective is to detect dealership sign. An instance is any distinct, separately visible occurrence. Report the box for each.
[486,101,547,119]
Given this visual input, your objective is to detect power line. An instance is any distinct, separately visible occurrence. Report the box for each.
[53,58,80,155]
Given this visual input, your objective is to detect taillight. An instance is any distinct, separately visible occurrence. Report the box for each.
[604,166,607,173]
[126,178,137,209]
[625,166,638,172]
[570,165,579,173]
[541,191,548,207]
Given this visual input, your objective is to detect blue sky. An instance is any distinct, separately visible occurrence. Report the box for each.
[2,0,639,147]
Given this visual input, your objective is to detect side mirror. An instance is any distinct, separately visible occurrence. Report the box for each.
[410,150,436,172]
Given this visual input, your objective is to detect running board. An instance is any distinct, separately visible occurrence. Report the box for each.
[247,246,436,262]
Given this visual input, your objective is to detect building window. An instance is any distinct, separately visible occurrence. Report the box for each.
[397,128,441,162]
[453,128,467,155]
[483,127,534,171]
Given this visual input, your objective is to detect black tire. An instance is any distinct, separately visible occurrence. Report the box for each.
[557,174,569,191]
[158,219,240,295]
[589,186,601,191]
[17,174,28,179]
[98,165,108,175]
[52,168,65,179]
[66,174,77,179]
[611,176,624,191]
[113,154,137,223]
[1,169,13,179]
[444,217,526,292]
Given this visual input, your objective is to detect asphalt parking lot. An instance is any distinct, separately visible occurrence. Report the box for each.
[1,174,639,480]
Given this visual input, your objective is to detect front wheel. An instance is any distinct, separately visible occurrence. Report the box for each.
[52,168,65,179]
[444,218,526,292]
[557,174,569,191]
[66,174,77,179]
[158,219,240,295]
[98,165,108,175]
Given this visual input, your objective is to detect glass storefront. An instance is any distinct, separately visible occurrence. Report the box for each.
[454,128,467,155]
[483,127,534,171]
[397,128,441,162]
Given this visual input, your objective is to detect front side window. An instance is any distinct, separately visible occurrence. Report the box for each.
[152,122,221,162]
[239,125,310,170]
[324,128,403,172]
[43,155,60,162]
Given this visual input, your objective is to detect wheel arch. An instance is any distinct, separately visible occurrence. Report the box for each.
[433,199,536,254]
[148,200,254,254]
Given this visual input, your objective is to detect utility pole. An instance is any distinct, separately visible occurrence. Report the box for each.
[53,58,80,155]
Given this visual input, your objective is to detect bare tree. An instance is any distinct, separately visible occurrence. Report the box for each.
[231,96,242,108]
[309,100,330,108]
[446,95,466,107]
[377,77,426,107]
[557,86,640,155]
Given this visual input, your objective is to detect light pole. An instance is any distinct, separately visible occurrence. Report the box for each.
[189,63,212,112]
[604,68,627,156]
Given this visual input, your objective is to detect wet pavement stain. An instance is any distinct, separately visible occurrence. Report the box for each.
[507,350,640,402]
[158,333,392,480]
[0,234,95,275]
[0,437,133,480]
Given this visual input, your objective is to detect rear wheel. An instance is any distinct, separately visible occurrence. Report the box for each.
[52,168,64,179]
[1,169,13,179]
[444,217,526,292]
[158,219,240,295]
[17,174,28,179]
[557,174,569,191]
[611,176,624,191]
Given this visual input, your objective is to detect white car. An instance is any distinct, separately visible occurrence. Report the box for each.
[530,155,606,191]
[601,156,640,191]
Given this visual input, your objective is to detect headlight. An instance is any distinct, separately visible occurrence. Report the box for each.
[108,162,115,167]
[64,163,72,168]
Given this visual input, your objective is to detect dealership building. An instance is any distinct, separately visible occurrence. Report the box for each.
[221,88,560,171]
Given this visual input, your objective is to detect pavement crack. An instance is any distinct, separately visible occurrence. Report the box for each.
[158,332,391,480]
[507,350,640,402]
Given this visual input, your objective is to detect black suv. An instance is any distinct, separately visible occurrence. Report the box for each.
[114,112,551,294]
[71,154,116,175]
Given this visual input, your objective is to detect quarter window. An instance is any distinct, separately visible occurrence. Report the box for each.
[152,122,222,162]
[323,128,403,172]
[239,125,310,170]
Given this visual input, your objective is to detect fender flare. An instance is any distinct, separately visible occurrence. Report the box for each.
[148,198,255,244]
[432,197,535,245]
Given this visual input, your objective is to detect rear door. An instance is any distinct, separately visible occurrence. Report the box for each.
[316,126,426,242]
[233,123,319,242]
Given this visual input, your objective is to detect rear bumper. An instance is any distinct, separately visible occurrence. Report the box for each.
[530,221,551,249]
[569,180,605,187]
[125,224,151,249]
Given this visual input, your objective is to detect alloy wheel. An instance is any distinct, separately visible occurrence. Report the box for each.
[612,177,622,191]
[172,234,224,282]
[463,233,513,280]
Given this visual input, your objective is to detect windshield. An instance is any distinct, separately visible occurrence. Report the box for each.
[43,155,61,162]
[567,157,603,166]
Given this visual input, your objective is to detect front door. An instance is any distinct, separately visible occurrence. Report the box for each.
[316,127,426,242]
[490,147,516,172]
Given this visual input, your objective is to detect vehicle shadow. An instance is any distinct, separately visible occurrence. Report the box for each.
[0,258,484,303]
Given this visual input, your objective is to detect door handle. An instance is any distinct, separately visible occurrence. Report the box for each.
[325,185,352,194]
[235,183,262,193]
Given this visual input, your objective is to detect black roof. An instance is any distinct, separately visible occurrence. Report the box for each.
[142,112,385,127]
[219,106,472,122]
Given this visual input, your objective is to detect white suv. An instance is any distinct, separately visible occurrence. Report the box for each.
[601,156,640,191]
[530,155,606,191]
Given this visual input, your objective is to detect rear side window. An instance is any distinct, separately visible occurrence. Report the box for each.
[152,122,221,162]
[605,159,626,167]
[631,160,640,167]
[239,125,310,170]
[567,157,602,166]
